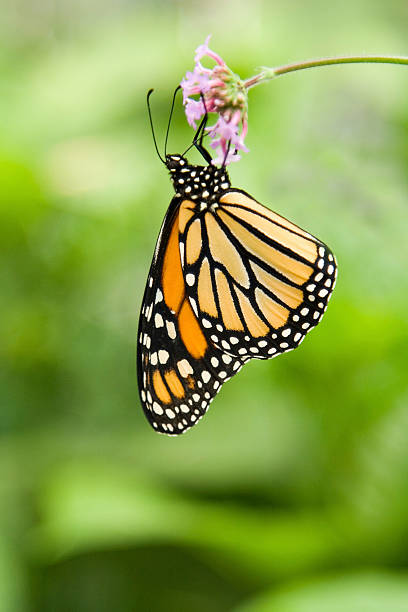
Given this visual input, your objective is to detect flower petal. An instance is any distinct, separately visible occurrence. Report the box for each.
[194,35,212,63]
[184,99,205,128]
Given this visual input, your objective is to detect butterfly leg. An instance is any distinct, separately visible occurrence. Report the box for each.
[192,95,213,164]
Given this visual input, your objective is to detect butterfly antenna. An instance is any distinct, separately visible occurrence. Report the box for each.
[164,86,181,157]
[196,93,208,142]
[147,89,165,164]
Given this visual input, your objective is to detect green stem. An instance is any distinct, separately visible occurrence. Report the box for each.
[244,55,408,89]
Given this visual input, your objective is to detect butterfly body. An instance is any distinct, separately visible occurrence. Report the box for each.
[137,154,337,435]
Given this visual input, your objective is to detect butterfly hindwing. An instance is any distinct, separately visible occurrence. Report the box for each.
[180,189,337,361]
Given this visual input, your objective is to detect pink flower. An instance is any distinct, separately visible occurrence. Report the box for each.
[180,36,249,165]
[194,34,225,66]
[184,98,206,128]
[207,114,249,165]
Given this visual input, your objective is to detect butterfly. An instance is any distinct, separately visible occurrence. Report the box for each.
[137,92,337,435]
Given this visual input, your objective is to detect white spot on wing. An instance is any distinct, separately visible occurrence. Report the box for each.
[153,402,163,415]
[201,371,211,383]
[166,320,177,339]
[154,313,164,328]
[177,359,193,377]
[158,350,169,364]
[190,298,198,316]
[179,242,185,265]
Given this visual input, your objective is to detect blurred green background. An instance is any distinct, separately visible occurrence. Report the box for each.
[1,1,408,610]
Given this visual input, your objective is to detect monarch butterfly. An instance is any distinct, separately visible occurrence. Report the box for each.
[137,92,337,435]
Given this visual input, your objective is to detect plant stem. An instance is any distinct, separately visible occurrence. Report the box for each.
[244,55,408,89]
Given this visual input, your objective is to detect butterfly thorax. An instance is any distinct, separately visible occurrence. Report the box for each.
[166,154,230,210]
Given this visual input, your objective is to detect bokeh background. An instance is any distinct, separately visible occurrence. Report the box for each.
[2,1,408,610]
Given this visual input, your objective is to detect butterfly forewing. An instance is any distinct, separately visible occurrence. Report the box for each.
[181,190,337,361]
[137,199,244,435]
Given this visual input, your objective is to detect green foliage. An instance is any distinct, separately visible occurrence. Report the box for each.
[235,573,408,612]
[1,1,408,610]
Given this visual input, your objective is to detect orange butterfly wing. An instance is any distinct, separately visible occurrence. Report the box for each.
[137,198,244,435]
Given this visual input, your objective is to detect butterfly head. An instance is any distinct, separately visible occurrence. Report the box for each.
[165,154,188,171]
